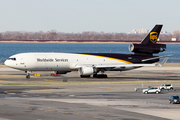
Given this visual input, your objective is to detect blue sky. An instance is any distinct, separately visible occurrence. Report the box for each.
[0,0,180,33]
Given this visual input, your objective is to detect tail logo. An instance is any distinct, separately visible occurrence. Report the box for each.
[150,32,158,43]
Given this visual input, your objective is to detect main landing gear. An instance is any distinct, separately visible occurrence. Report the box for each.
[80,74,108,78]
[80,75,91,78]
[93,69,108,78]
[93,74,107,78]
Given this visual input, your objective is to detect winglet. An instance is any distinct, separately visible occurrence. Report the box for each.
[157,57,169,67]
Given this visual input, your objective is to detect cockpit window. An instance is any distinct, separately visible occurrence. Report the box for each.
[8,58,16,61]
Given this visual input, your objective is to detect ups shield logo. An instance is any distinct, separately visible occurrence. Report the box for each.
[150,32,158,43]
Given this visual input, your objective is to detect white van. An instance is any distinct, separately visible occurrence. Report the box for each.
[159,84,173,90]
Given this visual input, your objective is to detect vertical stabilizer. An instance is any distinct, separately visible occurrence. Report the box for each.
[129,25,166,55]
[141,25,163,45]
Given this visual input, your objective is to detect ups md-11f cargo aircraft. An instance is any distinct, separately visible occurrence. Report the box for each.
[5,25,168,79]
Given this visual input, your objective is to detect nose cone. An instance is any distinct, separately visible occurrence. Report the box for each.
[4,59,14,68]
[4,60,9,66]
[4,59,16,69]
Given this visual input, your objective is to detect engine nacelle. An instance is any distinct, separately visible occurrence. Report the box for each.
[78,67,95,76]
[129,43,166,54]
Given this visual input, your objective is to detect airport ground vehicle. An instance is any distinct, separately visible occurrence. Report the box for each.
[169,95,180,104]
[159,84,173,90]
[143,87,161,94]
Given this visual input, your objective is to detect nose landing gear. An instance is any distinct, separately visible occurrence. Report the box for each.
[25,71,31,79]
[26,74,30,79]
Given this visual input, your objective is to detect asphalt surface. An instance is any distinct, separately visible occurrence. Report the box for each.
[0,66,180,120]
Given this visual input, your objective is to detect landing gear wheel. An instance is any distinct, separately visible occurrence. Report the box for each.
[93,74,98,78]
[26,74,30,79]
[98,74,107,78]
[80,75,91,78]
[93,74,107,78]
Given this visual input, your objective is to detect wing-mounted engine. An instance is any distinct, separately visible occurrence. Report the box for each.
[78,66,96,76]
[129,43,166,55]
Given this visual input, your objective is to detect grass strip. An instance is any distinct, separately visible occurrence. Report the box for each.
[0,80,180,86]
[0,75,24,78]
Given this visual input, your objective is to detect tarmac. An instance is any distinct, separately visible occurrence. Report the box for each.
[0,65,180,120]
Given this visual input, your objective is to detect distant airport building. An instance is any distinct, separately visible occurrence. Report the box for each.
[130,28,149,34]
[130,29,170,35]
[172,38,177,41]
[161,31,167,34]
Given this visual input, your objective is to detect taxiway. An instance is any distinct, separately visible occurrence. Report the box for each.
[0,66,180,120]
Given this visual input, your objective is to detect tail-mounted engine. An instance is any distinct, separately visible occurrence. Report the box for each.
[129,43,166,55]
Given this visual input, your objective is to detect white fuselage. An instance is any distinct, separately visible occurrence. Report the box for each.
[4,53,133,72]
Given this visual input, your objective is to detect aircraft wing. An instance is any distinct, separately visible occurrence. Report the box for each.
[75,63,155,69]
[95,64,155,68]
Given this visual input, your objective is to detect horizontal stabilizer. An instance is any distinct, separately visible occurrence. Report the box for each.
[142,55,171,62]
